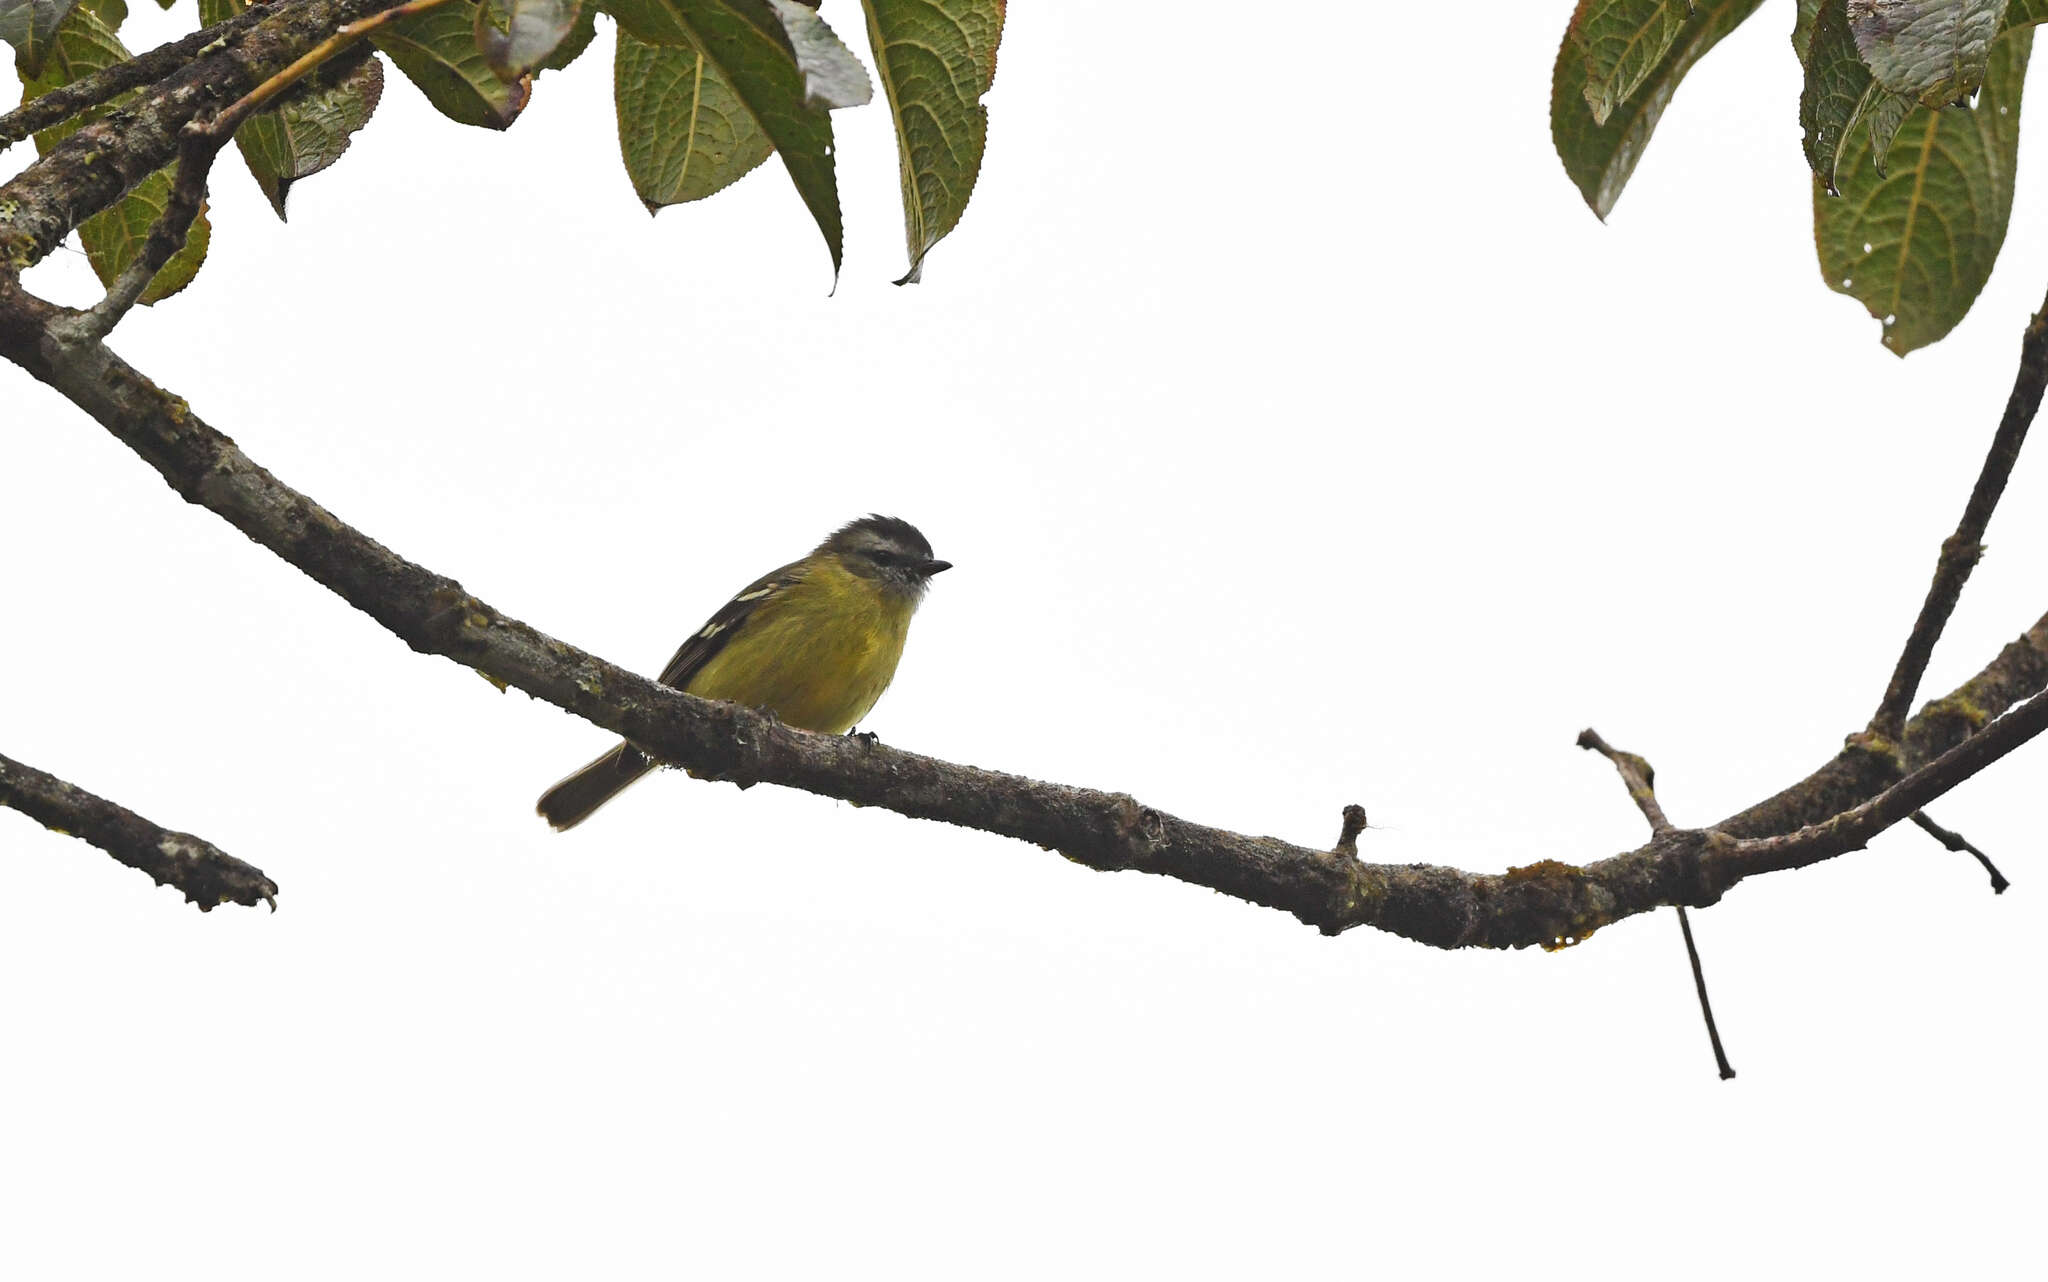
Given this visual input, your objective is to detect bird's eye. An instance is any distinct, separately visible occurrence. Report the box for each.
[869,548,898,566]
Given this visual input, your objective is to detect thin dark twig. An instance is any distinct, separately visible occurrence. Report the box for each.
[0,8,270,151]
[1909,810,2010,894]
[0,751,276,910]
[1676,906,1735,1079]
[1580,728,1732,1079]
[1871,288,2048,742]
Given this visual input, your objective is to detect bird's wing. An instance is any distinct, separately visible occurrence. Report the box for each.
[655,559,809,691]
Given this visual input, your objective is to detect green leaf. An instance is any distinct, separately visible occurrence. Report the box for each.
[476,0,581,81]
[764,0,869,108]
[235,57,385,219]
[1802,0,1870,185]
[373,0,530,129]
[1802,0,1916,190]
[1796,0,1824,60]
[604,0,873,273]
[860,0,1003,284]
[78,0,121,31]
[605,0,871,105]
[540,1,597,69]
[17,0,114,132]
[1,0,80,75]
[1848,1,2010,105]
[614,28,772,207]
[1552,0,1766,219]
[1864,84,1914,168]
[1572,0,1692,125]
[200,0,385,218]
[17,5,210,302]
[1816,26,2029,354]
[74,168,213,302]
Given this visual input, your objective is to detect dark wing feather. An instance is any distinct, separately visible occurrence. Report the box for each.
[656,559,808,690]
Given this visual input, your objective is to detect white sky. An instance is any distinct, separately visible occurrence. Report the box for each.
[4,2,2043,1277]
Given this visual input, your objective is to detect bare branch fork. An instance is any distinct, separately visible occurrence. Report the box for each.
[1851,292,2046,892]
[1556,289,2048,1065]
[0,0,2042,930]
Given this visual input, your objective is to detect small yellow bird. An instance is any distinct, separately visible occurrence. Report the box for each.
[537,515,950,830]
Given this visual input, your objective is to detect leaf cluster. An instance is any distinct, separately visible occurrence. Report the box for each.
[1552,0,2044,355]
[5,0,1005,303]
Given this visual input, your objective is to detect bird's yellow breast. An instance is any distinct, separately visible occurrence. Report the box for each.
[683,557,915,734]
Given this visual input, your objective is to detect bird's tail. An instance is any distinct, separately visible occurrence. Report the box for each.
[537,742,654,831]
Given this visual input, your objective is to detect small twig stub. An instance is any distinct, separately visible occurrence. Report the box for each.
[1334,804,1368,858]
[1578,728,1671,833]
[1910,811,2010,894]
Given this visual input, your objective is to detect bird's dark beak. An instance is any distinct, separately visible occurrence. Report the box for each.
[920,558,953,576]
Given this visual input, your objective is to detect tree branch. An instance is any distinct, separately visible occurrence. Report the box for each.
[0,7,270,153]
[4,276,2045,945]
[1870,288,2048,742]
[0,751,276,910]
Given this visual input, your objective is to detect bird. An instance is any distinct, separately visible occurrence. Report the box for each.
[536,515,951,830]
